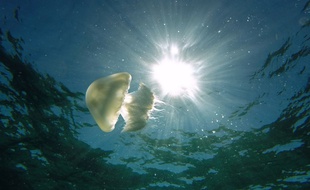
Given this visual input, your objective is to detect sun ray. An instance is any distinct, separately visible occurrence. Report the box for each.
[151,45,199,98]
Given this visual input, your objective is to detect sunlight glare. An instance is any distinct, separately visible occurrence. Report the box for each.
[170,45,179,55]
[152,55,198,97]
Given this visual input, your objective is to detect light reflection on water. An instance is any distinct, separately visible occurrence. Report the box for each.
[1,0,310,189]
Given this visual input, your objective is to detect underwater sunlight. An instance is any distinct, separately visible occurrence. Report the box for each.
[1,0,310,189]
[151,45,199,98]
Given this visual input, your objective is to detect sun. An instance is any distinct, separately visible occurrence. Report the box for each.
[151,45,198,97]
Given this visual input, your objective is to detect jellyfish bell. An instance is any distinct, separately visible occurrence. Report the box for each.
[85,72,155,133]
[85,72,131,132]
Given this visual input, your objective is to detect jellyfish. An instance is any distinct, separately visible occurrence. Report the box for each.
[85,72,155,132]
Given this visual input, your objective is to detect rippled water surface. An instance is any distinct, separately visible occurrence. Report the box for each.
[1,0,310,189]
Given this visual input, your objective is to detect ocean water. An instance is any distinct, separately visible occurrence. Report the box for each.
[1,0,310,189]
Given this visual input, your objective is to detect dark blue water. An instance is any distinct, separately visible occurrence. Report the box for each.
[1,0,310,189]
